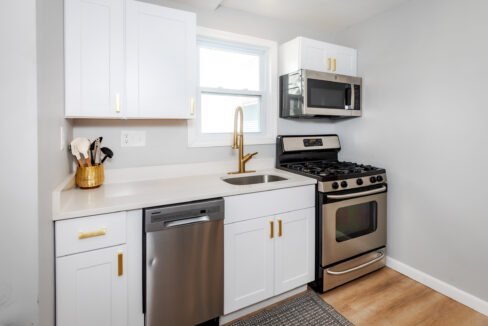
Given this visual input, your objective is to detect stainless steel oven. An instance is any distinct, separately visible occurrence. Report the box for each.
[322,185,387,266]
[320,184,387,291]
[279,69,362,118]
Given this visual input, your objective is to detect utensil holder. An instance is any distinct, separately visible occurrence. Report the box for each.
[76,164,105,189]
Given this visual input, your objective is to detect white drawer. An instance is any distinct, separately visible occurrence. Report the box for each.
[224,185,315,224]
[56,212,127,257]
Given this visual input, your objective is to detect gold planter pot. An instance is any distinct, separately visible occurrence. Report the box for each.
[76,164,105,189]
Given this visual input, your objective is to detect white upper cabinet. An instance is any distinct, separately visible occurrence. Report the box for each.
[64,0,197,119]
[279,37,357,76]
[327,44,357,77]
[126,1,196,118]
[65,0,124,118]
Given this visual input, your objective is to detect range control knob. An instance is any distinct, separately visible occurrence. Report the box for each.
[376,175,384,182]
[356,178,364,185]
[341,181,348,188]
[332,182,339,190]
[370,176,377,183]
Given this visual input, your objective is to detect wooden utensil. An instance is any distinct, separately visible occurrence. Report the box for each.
[76,138,92,167]
[70,138,84,167]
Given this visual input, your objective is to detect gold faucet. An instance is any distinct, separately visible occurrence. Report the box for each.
[228,106,258,174]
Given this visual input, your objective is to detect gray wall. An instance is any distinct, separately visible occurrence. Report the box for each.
[0,0,39,325]
[73,0,338,169]
[37,0,74,325]
[334,0,488,301]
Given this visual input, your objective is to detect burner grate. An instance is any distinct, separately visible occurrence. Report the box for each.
[284,161,381,179]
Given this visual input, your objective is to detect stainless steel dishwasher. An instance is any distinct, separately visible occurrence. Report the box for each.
[144,198,224,326]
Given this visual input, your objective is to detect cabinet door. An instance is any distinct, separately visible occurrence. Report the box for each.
[300,38,331,73]
[330,46,357,76]
[57,245,127,326]
[126,0,196,118]
[224,216,274,314]
[65,0,124,118]
[274,208,315,295]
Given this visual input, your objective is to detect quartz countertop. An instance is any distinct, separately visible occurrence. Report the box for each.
[52,160,316,221]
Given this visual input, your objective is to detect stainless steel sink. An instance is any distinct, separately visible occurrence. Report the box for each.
[222,174,288,185]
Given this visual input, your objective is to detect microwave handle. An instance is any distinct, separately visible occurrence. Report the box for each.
[346,84,355,110]
[350,84,355,110]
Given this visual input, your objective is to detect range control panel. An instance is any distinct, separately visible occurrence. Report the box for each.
[319,173,387,193]
[282,135,341,152]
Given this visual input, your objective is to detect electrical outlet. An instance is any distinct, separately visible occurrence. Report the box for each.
[121,130,146,147]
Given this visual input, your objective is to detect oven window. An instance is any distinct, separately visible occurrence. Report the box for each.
[336,202,377,242]
[307,79,349,109]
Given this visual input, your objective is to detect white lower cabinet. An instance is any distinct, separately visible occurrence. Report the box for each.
[224,216,275,314]
[224,186,315,315]
[57,245,128,326]
[274,208,315,295]
[55,210,143,326]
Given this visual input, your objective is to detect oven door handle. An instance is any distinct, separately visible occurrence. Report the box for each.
[326,186,387,200]
[326,251,385,276]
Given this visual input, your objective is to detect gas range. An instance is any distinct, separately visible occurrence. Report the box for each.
[276,135,386,193]
[276,134,388,293]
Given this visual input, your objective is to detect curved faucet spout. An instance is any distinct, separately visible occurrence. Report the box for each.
[228,106,258,174]
[232,106,243,149]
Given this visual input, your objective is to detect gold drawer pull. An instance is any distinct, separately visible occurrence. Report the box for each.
[118,251,123,277]
[278,219,282,237]
[328,57,332,71]
[78,228,107,240]
[115,94,121,113]
[333,58,337,72]
[270,221,274,239]
[190,97,195,115]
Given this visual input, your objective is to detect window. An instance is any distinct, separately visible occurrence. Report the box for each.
[188,28,277,147]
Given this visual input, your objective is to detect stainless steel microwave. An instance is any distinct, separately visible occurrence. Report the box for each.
[279,69,362,118]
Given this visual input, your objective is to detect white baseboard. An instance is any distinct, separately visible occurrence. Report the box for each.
[219,285,307,325]
[386,256,488,317]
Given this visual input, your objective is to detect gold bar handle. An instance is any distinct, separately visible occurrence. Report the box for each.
[115,93,121,113]
[190,97,195,116]
[117,251,123,277]
[327,57,332,71]
[333,58,337,72]
[78,228,107,240]
[278,219,282,237]
[270,221,274,239]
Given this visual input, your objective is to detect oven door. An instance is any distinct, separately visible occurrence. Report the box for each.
[303,70,361,117]
[322,186,386,266]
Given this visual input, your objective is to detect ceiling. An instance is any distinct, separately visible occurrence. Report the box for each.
[176,0,410,33]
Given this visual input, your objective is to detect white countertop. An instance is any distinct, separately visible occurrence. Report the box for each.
[52,159,316,221]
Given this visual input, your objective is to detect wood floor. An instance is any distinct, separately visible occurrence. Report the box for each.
[321,267,488,326]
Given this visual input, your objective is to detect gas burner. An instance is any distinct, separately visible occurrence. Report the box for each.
[282,160,383,182]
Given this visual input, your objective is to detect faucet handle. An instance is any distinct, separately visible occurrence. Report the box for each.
[243,152,258,162]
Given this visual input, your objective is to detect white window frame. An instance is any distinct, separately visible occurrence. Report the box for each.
[188,27,278,147]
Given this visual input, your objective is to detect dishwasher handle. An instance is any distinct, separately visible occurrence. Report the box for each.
[165,215,210,228]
